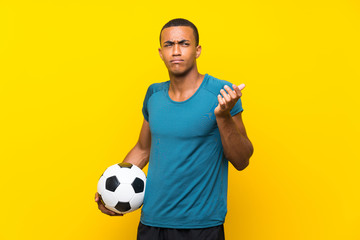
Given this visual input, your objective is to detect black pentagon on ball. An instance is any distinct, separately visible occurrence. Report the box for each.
[105,175,120,192]
[115,201,131,212]
[132,177,144,193]
[118,162,132,168]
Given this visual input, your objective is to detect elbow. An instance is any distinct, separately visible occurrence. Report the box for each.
[234,158,250,171]
[234,145,254,171]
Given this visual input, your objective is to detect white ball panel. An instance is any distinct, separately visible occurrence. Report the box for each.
[97,176,106,195]
[129,192,144,210]
[114,184,135,202]
[100,190,118,207]
[97,163,147,215]
[102,164,121,178]
[115,168,135,184]
[131,165,147,181]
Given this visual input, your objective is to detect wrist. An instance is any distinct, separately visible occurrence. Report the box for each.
[215,112,232,120]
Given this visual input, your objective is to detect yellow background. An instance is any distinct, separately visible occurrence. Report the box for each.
[1,0,359,239]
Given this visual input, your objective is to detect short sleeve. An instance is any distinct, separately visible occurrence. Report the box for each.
[230,95,243,116]
[142,84,153,122]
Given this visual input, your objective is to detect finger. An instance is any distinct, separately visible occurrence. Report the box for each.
[95,194,120,216]
[112,212,124,216]
[220,89,231,102]
[217,95,226,109]
[96,196,107,210]
[232,86,242,97]
[98,202,123,216]
[232,84,244,97]
[104,208,121,216]
[237,83,245,91]
[103,208,118,216]
[224,85,237,99]
[105,208,123,216]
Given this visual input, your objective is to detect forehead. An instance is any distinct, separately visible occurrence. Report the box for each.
[161,26,195,43]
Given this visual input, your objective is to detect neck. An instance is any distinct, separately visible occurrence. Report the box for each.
[168,66,204,96]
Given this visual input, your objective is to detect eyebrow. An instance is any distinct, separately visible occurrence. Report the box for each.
[163,40,190,45]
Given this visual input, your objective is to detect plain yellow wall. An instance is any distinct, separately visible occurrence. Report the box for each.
[1,0,359,239]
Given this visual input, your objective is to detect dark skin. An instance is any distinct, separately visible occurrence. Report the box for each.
[95,25,253,216]
[158,26,204,102]
[95,192,123,216]
[158,26,253,170]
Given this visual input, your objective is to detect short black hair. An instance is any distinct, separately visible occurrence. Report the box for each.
[159,18,199,47]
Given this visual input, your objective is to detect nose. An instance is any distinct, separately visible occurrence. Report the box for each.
[172,43,181,56]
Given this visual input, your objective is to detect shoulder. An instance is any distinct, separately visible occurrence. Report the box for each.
[145,81,169,96]
[203,74,235,96]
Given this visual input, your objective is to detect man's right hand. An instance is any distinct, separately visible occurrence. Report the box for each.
[95,192,123,216]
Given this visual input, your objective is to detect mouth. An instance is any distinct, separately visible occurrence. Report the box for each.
[170,60,184,63]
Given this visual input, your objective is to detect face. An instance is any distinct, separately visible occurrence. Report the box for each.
[159,26,201,76]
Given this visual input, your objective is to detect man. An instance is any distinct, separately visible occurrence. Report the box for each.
[95,18,254,240]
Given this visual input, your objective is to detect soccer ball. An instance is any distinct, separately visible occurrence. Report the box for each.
[97,162,146,214]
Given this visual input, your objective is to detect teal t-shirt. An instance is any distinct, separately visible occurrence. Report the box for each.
[140,73,243,228]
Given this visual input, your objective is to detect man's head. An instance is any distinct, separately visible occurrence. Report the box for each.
[159,18,199,47]
[158,18,202,76]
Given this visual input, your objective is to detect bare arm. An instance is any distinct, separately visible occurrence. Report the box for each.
[216,112,253,171]
[214,84,254,171]
[95,118,151,216]
[122,118,151,169]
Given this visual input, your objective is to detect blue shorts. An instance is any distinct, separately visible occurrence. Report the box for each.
[137,222,225,240]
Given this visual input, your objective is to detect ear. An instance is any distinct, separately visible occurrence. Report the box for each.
[158,47,164,61]
[195,45,202,59]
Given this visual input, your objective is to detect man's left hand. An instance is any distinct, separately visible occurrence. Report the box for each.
[214,83,245,117]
